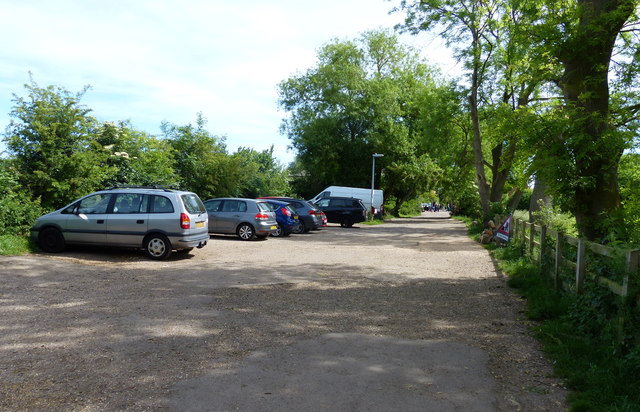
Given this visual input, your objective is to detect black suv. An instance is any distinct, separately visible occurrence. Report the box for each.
[314,196,366,228]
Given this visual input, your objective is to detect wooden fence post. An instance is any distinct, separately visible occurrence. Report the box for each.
[513,218,518,240]
[624,249,640,298]
[576,238,586,294]
[539,225,547,266]
[522,220,527,243]
[529,223,536,256]
[555,232,563,292]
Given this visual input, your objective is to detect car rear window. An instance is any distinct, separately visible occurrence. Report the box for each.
[181,194,206,214]
[258,202,272,212]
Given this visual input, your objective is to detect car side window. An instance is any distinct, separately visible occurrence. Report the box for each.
[238,201,247,213]
[222,200,239,212]
[151,195,174,213]
[77,194,111,214]
[317,199,330,208]
[331,199,346,207]
[113,193,144,214]
[205,200,221,212]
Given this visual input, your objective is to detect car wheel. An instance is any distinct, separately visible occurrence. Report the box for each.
[340,217,354,228]
[38,227,66,253]
[144,233,172,260]
[272,223,284,237]
[292,220,305,234]
[237,223,255,240]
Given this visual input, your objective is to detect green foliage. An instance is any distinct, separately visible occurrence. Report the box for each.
[279,29,445,211]
[162,114,240,199]
[0,167,44,236]
[397,198,423,217]
[531,200,578,237]
[232,146,291,198]
[619,153,640,245]
[3,79,116,210]
[491,236,640,411]
[97,121,178,187]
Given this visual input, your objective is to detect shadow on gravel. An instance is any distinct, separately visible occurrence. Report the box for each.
[0,255,564,410]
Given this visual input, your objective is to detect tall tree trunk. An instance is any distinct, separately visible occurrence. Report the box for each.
[469,32,491,220]
[557,0,633,240]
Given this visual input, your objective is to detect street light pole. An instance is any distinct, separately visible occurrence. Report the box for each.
[370,153,384,220]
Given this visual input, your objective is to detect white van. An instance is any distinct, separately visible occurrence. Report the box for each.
[309,186,384,215]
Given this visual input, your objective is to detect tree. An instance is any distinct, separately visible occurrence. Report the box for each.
[396,0,548,220]
[527,0,640,240]
[279,30,443,212]
[163,113,245,199]
[232,146,291,198]
[3,79,115,210]
[97,121,178,187]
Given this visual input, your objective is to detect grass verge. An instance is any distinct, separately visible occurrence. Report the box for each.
[490,240,640,412]
[0,234,32,255]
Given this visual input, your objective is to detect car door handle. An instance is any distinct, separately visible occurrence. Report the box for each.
[97,220,105,224]
[137,220,145,224]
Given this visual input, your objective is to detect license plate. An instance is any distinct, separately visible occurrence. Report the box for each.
[270,225,277,230]
[196,221,205,228]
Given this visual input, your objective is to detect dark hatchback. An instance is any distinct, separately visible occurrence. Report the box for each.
[314,196,366,228]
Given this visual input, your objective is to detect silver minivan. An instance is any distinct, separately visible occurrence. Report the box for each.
[30,186,209,260]
[204,198,277,240]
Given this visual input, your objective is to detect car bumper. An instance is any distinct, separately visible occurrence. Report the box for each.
[255,221,278,235]
[175,232,209,249]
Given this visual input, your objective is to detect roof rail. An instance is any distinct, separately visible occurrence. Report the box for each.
[106,185,181,192]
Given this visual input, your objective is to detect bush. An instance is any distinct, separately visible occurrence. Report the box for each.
[0,191,44,236]
[493,240,640,411]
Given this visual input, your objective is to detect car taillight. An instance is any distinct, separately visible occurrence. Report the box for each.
[308,210,316,215]
[180,213,190,229]
[281,207,291,216]
[255,213,269,219]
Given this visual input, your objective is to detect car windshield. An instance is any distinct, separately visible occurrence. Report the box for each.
[181,194,206,214]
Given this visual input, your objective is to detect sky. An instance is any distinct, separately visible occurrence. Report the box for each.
[0,0,457,165]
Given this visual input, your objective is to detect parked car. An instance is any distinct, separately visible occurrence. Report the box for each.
[262,199,299,237]
[258,197,324,233]
[203,198,277,240]
[314,196,367,228]
[310,186,383,217]
[30,186,209,260]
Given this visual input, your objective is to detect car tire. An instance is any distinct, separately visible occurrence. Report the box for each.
[292,220,305,234]
[38,227,66,253]
[237,223,255,241]
[144,233,172,260]
[340,217,354,228]
[272,223,284,237]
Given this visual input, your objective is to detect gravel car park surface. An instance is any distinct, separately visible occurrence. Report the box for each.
[0,212,567,410]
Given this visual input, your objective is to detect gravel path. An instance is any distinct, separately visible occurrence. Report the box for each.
[0,213,567,410]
